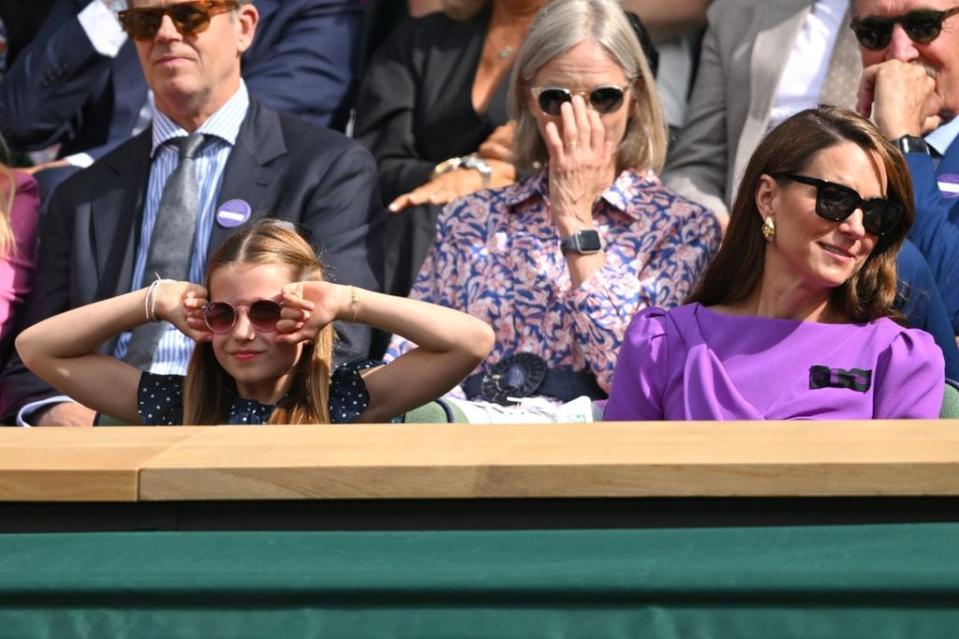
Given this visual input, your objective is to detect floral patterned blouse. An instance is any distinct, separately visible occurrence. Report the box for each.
[387,169,721,392]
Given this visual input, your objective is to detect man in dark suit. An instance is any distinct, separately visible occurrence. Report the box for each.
[0,0,361,191]
[0,0,383,425]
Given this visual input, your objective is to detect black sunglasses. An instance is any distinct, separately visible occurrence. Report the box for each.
[775,173,903,237]
[118,1,238,40]
[530,84,631,116]
[851,6,959,50]
[202,299,284,334]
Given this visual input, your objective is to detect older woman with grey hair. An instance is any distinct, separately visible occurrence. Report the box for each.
[387,0,720,421]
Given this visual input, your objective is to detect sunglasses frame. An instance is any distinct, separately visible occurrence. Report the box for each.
[850,6,959,50]
[118,1,239,40]
[529,84,632,116]
[202,298,285,335]
[775,173,902,237]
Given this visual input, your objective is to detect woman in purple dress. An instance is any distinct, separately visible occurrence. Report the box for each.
[605,106,945,420]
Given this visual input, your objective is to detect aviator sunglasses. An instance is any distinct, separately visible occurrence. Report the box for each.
[202,299,284,334]
[851,6,959,50]
[118,1,238,40]
[530,84,631,116]
[775,173,903,237]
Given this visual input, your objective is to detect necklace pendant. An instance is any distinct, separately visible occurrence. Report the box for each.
[497,46,514,60]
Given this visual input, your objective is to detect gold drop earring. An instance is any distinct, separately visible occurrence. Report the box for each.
[761,216,776,242]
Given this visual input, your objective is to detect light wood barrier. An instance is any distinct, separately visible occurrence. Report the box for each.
[2,420,959,502]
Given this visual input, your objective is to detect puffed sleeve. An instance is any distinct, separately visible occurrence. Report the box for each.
[603,307,669,421]
[873,328,945,418]
[137,373,186,425]
[329,359,382,423]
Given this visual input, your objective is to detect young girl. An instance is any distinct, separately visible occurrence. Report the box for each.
[16,220,495,425]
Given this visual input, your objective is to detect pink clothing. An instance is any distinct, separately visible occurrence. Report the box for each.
[388,169,721,392]
[0,171,40,361]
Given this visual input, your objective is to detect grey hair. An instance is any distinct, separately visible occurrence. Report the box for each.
[441,0,487,20]
[509,0,666,173]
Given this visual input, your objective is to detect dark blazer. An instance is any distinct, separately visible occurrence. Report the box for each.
[0,99,385,422]
[0,0,362,159]
[906,140,959,333]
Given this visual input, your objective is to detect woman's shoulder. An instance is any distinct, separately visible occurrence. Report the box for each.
[625,304,700,340]
[620,170,721,223]
[865,316,942,355]
[442,174,542,224]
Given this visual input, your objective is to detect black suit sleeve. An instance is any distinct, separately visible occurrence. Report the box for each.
[289,131,386,363]
[0,0,115,151]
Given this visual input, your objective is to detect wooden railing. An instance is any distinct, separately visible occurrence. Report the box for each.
[2,420,959,502]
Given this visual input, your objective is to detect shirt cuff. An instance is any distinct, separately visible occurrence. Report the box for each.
[63,152,95,168]
[17,396,76,427]
[78,0,128,58]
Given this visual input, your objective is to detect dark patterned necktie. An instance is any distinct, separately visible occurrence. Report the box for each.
[124,133,205,370]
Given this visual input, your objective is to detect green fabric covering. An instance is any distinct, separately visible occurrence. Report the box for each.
[940,381,959,418]
[3,523,959,637]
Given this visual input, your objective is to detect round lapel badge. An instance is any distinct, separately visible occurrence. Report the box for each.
[216,199,252,227]
[938,174,959,200]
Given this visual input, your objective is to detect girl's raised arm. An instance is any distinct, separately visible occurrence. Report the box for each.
[279,282,494,423]
[15,282,208,424]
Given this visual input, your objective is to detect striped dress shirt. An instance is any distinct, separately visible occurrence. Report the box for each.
[112,83,250,373]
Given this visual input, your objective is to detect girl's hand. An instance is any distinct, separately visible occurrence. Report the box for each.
[153,281,212,342]
[543,95,616,235]
[274,281,346,344]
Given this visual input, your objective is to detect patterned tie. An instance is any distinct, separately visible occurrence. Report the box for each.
[819,7,863,111]
[124,133,206,370]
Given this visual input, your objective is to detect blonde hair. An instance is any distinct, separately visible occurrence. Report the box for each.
[509,0,667,174]
[183,220,334,424]
[0,134,16,258]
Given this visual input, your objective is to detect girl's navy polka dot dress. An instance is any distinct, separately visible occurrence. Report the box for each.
[137,360,381,425]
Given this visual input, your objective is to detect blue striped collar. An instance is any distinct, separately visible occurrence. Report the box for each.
[150,81,250,157]
[926,116,959,157]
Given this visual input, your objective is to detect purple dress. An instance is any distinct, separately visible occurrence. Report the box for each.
[604,304,945,420]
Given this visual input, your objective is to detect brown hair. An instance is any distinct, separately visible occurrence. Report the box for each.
[688,106,913,323]
[182,220,333,424]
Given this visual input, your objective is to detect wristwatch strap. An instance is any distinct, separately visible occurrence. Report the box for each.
[896,134,930,156]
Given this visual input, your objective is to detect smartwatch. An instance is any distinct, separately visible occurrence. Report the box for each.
[559,229,602,255]
[896,134,930,156]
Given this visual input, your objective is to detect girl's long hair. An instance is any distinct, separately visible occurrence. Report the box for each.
[0,134,17,259]
[688,106,913,323]
[182,220,334,425]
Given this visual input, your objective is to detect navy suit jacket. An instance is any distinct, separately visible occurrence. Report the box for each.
[905,135,959,332]
[0,0,362,158]
[0,99,385,422]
